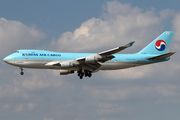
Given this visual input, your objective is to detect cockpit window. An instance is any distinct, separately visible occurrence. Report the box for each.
[15,51,19,53]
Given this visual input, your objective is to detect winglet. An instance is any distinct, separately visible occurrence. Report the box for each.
[125,41,135,47]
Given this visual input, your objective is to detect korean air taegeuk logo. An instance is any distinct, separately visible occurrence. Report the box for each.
[155,40,166,51]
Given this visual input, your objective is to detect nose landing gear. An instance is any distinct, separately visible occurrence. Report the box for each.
[20,68,24,75]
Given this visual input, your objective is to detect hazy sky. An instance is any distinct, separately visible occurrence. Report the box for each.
[0,0,180,120]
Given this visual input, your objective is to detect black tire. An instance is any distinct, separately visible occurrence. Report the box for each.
[85,73,88,77]
[88,73,92,77]
[20,72,24,75]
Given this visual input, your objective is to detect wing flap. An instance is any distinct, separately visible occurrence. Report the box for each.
[147,52,175,60]
[82,62,101,71]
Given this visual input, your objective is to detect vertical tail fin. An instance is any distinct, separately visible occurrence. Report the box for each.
[139,31,174,55]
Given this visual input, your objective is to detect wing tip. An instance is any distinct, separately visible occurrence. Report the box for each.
[125,41,135,47]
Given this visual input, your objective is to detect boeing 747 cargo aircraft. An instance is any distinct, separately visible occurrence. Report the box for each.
[3,31,175,79]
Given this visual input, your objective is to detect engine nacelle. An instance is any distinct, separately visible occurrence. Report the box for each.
[85,56,96,63]
[60,62,71,69]
[85,55,102,63]
[60,70,74,75]
[60,61,79,69]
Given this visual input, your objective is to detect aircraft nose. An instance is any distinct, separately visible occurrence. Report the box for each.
[3,55,14,64]
[3,56,9,63]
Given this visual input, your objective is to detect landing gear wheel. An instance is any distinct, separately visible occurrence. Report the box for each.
[86,70,92,78]
[85,72,88,77]
[20,72,24,75]
[80,75,83,79]
[77,70,82,76]
[77,70,92,79]
[88,73,92,77]
[79,72,84,79]
[20,68,24,75]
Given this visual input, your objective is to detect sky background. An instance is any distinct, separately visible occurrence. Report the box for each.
[0,0,180,120]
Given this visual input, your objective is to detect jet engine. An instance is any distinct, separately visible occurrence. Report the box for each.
[85,55,102,63]
[60,62,71,69]
[60,61,78,69]
[85,56,95,63]
[60,70,74,75]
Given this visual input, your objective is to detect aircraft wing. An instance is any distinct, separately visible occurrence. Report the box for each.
[76,41,135,62]
[46,41,135,71]
[76,41,135,70]
[98,41,135,56]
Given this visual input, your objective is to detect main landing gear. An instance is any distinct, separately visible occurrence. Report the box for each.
[20,68,24,75]
[77,70,92,79]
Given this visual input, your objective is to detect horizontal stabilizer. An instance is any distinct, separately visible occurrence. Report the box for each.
[147,52,175,60]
